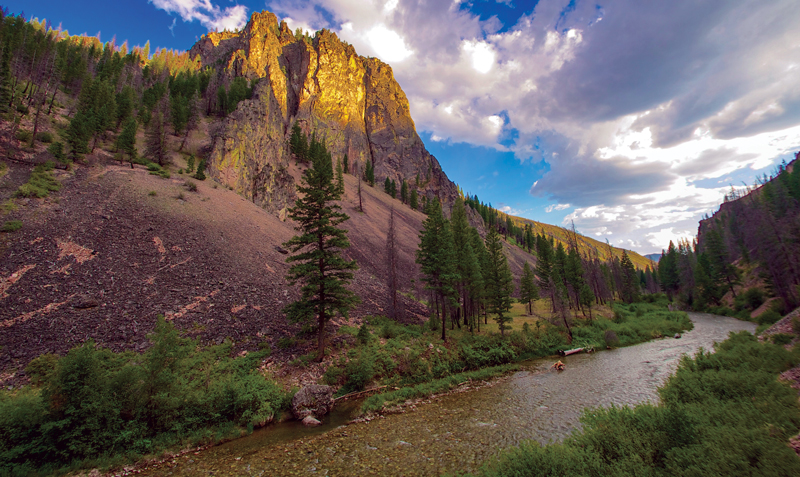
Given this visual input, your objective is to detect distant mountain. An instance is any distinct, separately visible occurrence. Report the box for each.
[645,253,661,263]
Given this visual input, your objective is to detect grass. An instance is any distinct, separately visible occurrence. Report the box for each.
[361,364,518,413]
[1,220,22,232]
[324,296,690,415]
[14,162,61,198]
[473,332,800,476]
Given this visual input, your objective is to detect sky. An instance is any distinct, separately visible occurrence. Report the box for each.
[12,0,800,255]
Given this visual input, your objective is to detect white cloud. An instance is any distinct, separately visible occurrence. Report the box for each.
[545,203,570,213]
[149,0,248,31]
[262,0,800,253]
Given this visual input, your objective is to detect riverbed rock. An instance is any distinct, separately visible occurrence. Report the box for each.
[302,416,322,427]
[674,333,681,339]
[292,384,334,419]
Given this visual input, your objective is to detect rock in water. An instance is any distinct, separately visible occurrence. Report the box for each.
[292,384,334,419]
[302,415,322,427]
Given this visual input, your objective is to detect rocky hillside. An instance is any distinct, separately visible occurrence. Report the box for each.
[191,11,458,215]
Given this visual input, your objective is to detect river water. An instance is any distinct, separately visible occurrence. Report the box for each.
[140,313,755,476]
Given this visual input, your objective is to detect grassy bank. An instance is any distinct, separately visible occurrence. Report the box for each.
[321,296,690,414]
[0,318,291,476]
[472,331,800,476]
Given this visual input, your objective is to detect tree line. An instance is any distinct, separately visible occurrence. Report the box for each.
[1,10,256,167]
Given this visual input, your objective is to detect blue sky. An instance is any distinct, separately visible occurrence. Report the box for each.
[11,1,800,254]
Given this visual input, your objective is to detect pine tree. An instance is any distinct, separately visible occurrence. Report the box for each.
[535,234,553,295]
[115,117,137,166]
[485,227,513,335]
[390,179,397,199]
[619,250,639,304]
[410,188,418,210]
[659,241,680,301]
[342,154,349,174]
[364,160,375,186]
[384,176,392,194]
[519,262,539,315]
[416,198,458,341]
[400,179,408,204]
[335,158,344,196]
[145,109,168,166]
[283,140,359,361]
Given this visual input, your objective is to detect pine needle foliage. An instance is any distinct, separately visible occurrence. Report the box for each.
[283,137,359,361]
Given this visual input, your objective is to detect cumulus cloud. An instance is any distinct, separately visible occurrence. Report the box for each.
[149,0,248,31]
[545,203,570,213]
[260,0,800,253]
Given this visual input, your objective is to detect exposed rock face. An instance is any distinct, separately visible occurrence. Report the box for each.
[291,384,334,419]
[190,10,459,212]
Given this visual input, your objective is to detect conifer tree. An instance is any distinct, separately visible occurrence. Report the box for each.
[384,176,392,194]
[410,188,418,210]
[535,234,553,295]
[342,153,349,174]
[485,227,513,335]
[115,117,137,166]
[283,139,359,361]
[400,179,408,204]
[619,250,639,303]
[145,109,169,166]
[335,158,344,196]
[416,198,458,341]
[519,262,539,315]
[390,179,397,199]
[659,241,680,301]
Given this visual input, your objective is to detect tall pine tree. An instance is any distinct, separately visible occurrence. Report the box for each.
[283,140,359,361]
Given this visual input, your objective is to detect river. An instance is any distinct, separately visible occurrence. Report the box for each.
[139,313,755,476]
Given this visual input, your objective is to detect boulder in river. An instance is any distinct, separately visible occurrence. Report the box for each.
[302,415,322,427]
[292,384,334,419]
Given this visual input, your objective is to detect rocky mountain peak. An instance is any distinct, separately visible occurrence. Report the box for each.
[189,10,459,215]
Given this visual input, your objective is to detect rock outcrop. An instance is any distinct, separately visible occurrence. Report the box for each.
[190,10,459,213]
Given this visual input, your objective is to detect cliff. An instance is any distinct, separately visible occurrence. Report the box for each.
[190,11,458,213]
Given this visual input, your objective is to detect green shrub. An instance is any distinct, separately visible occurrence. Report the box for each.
[15,103,28,115]
[357,323,371,345]
[0,318,289,475]
[193,158,206,180]
[604,329,619,347]
[475,332,800,477]
[184,180,198,192]
[793,316,800,335]
[14,129,32,143]
[0,220,22,232]
[772,333,793,345]
[738,288,765,310]
[758,309,782,326]
[35,131,54,143]
[276,336,296,349]
[340,353,374,395]
[14,162,60,198]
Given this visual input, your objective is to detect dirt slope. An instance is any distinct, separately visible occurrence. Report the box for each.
[0,156,438,385]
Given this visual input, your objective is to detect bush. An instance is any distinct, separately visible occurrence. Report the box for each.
[35,131,54,143]
[476,332,800,477]
[14,129,32,143]
[14,162,60,198]
[47,141,68,164]
[758,309,782,326]
[604,329,620,347]
[356,323,371,345]
[184,180,198,192]
[738,288,765,310]
[0,318,289,474]
[276,336,296,349]
[193,158,206,180]
[0,220,22,232]
[772,333,793,345]
[793,316,800,335]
